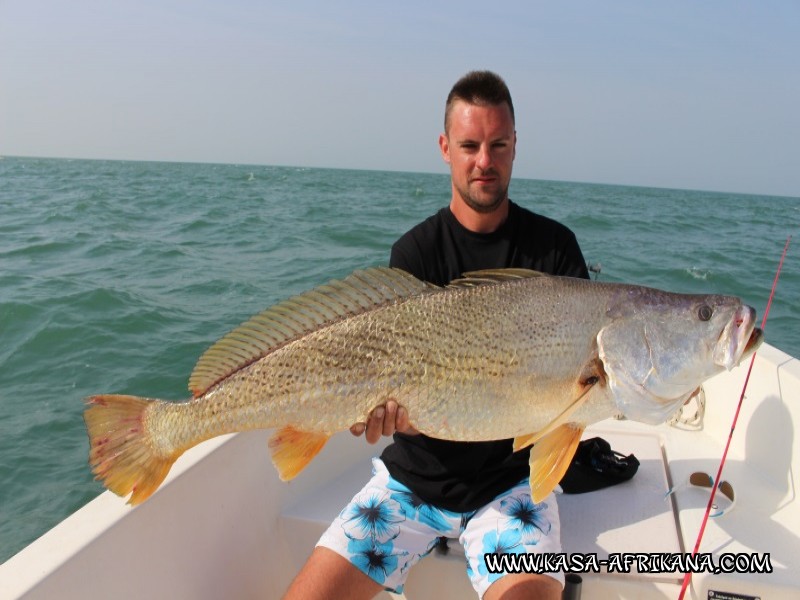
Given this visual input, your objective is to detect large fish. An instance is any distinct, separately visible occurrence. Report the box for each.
[85,268,763,505]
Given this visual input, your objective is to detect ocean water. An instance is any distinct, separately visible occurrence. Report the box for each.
[1,156,797,562]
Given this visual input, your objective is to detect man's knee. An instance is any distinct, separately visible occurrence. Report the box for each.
[283,547,383,600]
[483,572,563,600]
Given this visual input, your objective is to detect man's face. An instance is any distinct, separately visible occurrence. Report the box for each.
[439,100,516,214]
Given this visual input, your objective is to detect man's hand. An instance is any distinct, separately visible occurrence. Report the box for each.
[349,399,419,444]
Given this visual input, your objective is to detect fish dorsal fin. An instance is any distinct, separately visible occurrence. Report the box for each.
[188,267,435,396]
[447,268,547,289]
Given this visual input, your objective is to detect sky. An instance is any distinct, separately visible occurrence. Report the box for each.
[1,1,798,197]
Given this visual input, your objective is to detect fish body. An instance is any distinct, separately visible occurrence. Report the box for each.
[85,268,763,504]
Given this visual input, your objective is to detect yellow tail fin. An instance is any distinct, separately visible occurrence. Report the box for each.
[84,394,178,505]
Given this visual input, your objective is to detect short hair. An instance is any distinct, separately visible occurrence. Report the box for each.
[444,71,515,132]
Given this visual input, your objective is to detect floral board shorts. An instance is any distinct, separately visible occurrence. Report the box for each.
[316,458,564,598]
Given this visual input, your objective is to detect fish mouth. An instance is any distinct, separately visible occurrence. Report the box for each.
[715,305,763,369]
[743,327,764,358]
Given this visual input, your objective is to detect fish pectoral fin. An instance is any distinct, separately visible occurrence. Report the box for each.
[268,426,330,481]
[528,423,585,504]
[513,370,600,454]
[513,433,538,452]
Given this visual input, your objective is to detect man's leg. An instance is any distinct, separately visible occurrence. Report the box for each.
[461,484,564,599]
[483,572,562,600]
[283,547,383,600]
[284,458,458,599]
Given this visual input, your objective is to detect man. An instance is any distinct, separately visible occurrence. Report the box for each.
[285,71,589,599]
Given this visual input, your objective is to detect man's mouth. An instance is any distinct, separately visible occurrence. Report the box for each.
[471,172,498,184]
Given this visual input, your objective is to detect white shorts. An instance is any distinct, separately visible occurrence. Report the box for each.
[316,458,564,598]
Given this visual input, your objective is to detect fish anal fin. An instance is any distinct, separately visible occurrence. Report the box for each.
[268,426,329,481]
[528,423,585,504]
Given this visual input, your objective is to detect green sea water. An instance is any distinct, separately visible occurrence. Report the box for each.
[1,156,797,562]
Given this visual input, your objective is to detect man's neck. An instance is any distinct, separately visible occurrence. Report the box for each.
[449,196,510,234]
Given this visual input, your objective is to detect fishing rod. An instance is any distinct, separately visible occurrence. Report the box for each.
[677,235,792,600]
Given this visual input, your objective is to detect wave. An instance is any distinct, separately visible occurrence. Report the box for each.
[685,266,711,281]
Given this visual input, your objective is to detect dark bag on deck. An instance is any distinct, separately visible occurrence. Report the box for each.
[559,436,640,494]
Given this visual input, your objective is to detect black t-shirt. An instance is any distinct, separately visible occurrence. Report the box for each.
[380,200,589,513]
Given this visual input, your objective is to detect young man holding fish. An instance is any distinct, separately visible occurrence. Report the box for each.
[285,71,589,599]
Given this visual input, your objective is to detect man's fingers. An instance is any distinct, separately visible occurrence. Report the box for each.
[349,422,366,437]
[351,401,419,444]
[396,406,410,432]
[383,400,398,436]
[365,406,385,444]
[396,406,419,435]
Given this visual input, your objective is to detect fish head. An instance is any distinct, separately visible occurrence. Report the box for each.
[598,288,764,425]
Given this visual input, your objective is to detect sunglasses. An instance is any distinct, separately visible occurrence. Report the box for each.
[665,472,736,518]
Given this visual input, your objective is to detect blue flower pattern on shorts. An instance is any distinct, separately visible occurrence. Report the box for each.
[347,537,403,585]
[322,463,559,594]
[386,476,454,531]
[477,528,525,584]
[340,490,405,542]
[338,488,411,585]
[500,495,551,544]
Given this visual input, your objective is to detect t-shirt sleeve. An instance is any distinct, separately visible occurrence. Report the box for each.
[390,231,428,281]
[389,239,414,271]
[555,230,590,280]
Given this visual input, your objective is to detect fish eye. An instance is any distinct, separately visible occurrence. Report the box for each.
[698,305,713,321]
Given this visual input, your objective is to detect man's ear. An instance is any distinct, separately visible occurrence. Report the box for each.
[439,133,451,164]
[513,130,517,161]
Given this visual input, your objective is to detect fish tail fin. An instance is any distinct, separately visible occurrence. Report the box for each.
[84,394,177,505]
[268,426,330,481]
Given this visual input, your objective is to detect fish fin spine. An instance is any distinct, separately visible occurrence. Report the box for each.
[528,423,585,504]
[447,268,547,289]
[84,394,179,505]
[513,373,598,454]
[268,426,330,481]
[513,432,538,452]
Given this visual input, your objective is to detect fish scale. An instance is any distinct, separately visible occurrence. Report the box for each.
[84,267,762,505]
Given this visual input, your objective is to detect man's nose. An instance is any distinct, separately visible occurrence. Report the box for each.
[475,145,492,170]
